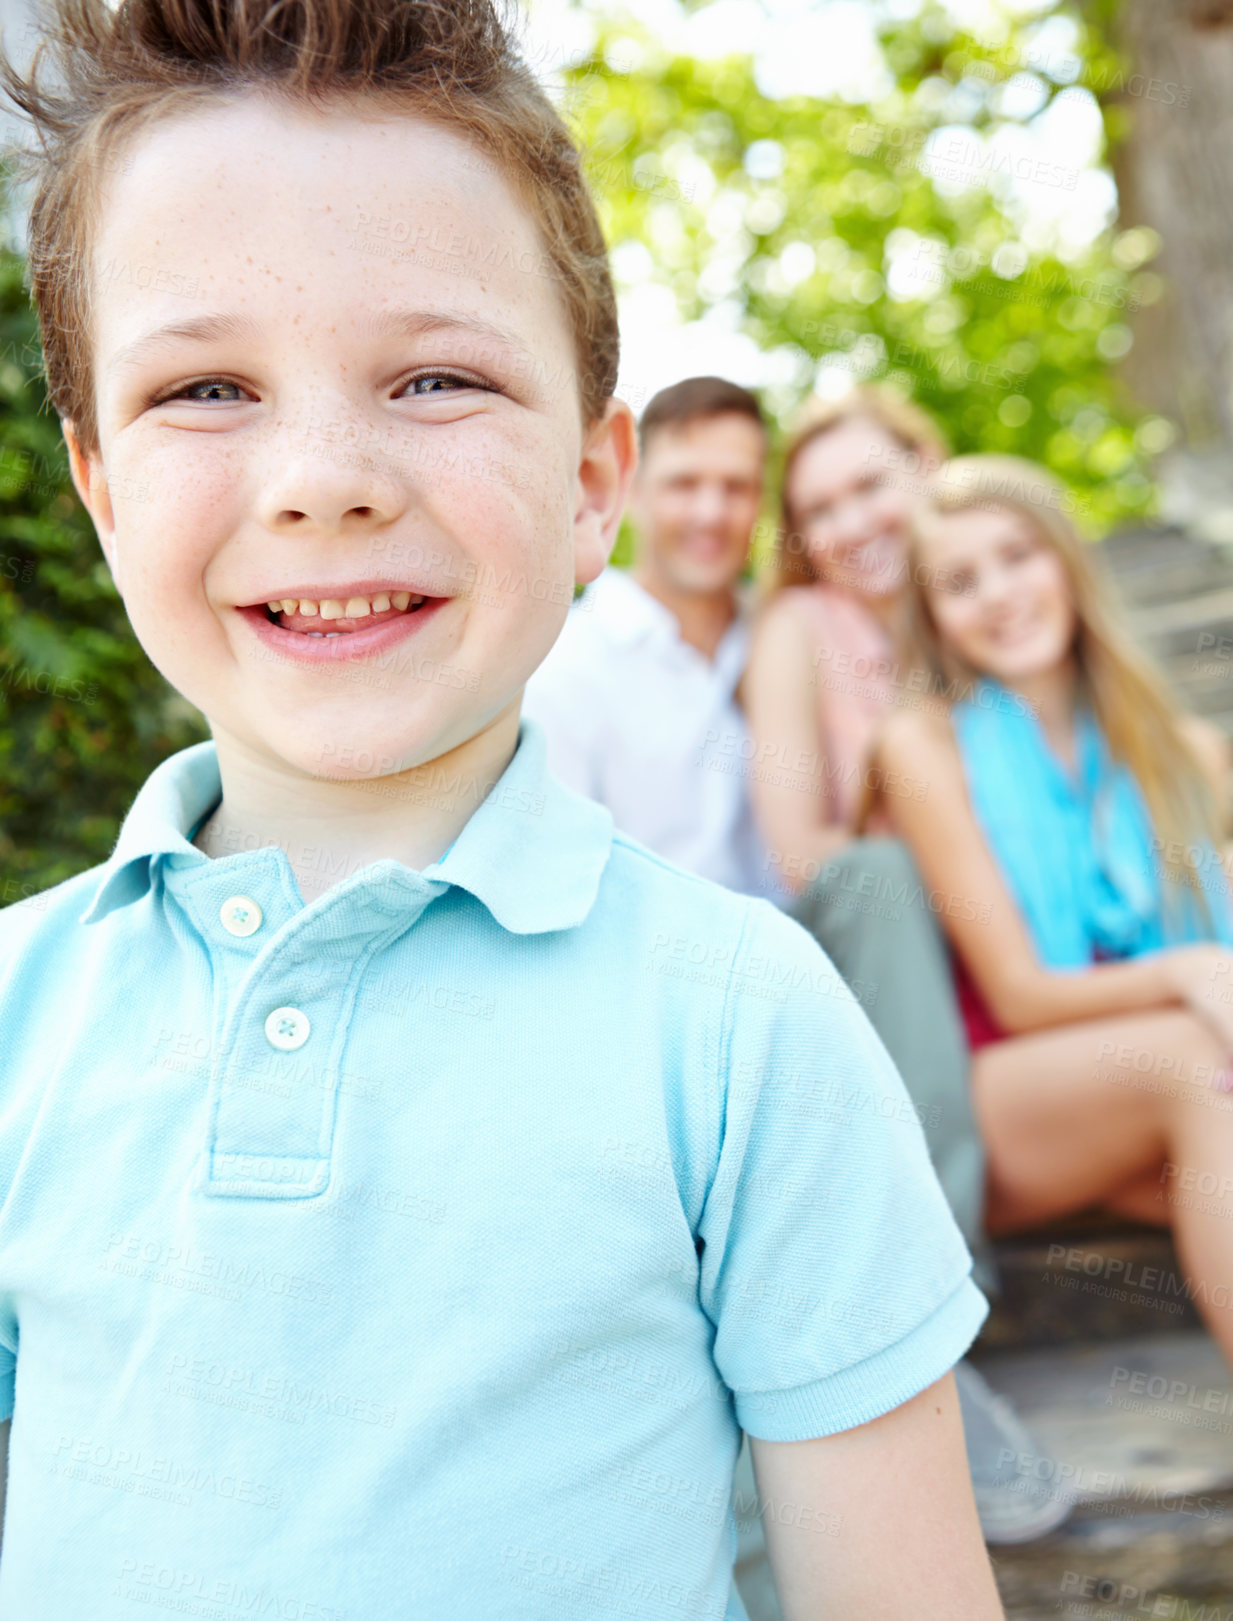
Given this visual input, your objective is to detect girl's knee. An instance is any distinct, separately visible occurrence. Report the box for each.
[1093,1010,1231,1099]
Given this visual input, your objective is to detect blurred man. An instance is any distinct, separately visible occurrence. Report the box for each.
[522,376,779,899]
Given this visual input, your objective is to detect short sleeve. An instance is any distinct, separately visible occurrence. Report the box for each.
[698,898,989,1442]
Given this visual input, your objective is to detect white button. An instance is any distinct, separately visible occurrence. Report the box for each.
[264,1007,310,1051]
[220,895,263,937]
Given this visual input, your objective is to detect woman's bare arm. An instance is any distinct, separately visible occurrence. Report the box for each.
[873,708,1201,1035]
[741,595,851,893]
[1179,714,1233,838]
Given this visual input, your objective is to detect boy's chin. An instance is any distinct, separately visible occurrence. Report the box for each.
[230,718,458,785]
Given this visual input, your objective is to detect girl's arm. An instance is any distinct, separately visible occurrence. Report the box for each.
[1179,714,1233,841]
[873,708,1228,1037]
[741,595,851,894]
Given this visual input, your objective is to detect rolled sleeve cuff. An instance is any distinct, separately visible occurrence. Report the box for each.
[733,1273,989,1442]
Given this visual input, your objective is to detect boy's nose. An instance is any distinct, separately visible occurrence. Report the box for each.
[253,447,407,538]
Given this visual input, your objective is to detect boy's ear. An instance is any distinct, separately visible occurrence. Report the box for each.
[62,418,122,591]
[573,397,638,588]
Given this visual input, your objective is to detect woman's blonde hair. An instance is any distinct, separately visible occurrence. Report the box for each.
[769,384,950,593]
[903,453,1225,931]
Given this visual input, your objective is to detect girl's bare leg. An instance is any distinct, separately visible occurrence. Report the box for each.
[1102,1164,1173,1227]
[972,1009,1233,1361]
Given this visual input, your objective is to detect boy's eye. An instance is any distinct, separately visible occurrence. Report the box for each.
[401,370,492,397]
[157,377,249,404]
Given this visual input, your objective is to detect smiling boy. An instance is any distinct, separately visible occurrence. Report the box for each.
[0,0,1002,1615]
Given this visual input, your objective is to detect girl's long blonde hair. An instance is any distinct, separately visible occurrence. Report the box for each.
[902,454,1226,932]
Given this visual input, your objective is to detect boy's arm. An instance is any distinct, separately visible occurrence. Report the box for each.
[749,1372,1004,1618]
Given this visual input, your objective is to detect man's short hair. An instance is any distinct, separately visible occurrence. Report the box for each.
[638,376,765,456]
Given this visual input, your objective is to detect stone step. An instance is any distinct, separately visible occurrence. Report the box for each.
[1114,561,1233,610]
[982,1217,1204,1352]
[972,1331,1233,1618]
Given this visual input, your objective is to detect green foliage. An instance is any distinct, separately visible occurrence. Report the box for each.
[561,0,1166,563]
[0,246,208,898]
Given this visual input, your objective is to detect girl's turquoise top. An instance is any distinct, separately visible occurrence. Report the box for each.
[950,675,1233,966]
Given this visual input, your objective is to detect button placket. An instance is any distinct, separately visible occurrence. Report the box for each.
[197,875,445,1201]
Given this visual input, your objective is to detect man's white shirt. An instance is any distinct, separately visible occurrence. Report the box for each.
[522,566,787,903]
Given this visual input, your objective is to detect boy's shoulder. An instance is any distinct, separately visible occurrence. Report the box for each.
[0,861,109,966]
[597,825,833,1003]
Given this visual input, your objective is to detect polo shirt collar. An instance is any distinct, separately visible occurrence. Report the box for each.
[79,716,613,936]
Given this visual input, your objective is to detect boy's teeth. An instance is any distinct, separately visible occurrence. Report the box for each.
[266,590,432,621]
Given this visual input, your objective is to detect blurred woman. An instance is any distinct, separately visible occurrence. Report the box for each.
[743,385,948,877]
[867,454,1233,1363]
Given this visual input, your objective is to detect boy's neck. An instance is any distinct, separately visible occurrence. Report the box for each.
[192,702,523,906]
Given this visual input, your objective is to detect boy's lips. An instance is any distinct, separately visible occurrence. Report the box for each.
[235,588,450,664]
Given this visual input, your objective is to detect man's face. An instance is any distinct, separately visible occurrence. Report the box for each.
[628,413,766,596]
[65,92,632,782]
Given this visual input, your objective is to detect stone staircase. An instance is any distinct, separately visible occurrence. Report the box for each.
[974,522,1233,1616]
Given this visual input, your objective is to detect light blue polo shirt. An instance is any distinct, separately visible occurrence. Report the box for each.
[0,716,986,1618]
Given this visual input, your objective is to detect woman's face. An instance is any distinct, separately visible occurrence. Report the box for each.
[918,504,1077,684]
[785,416,925,599]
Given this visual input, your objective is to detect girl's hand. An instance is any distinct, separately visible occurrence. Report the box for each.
[1159,943,1233,1084]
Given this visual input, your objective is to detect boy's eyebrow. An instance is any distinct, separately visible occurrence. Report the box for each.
[111,308,537,374]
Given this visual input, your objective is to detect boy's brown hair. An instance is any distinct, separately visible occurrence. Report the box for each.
[0,0,620,458]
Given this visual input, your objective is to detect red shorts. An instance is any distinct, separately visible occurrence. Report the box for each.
[951,951,1005,1051]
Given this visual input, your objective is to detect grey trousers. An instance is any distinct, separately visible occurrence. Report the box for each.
[786,835,995,1294]
[732,836,995,1621]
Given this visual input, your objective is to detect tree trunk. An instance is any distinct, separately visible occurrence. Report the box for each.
[1108,0,1233,526]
